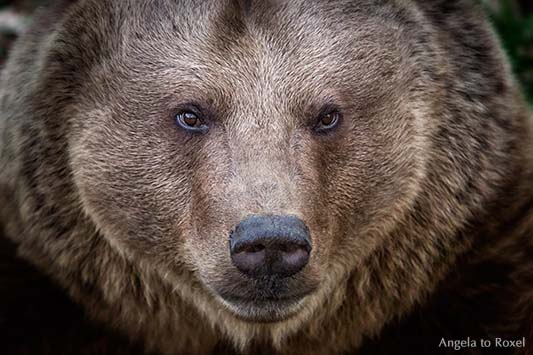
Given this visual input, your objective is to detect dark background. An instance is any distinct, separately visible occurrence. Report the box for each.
[0,0,532,104]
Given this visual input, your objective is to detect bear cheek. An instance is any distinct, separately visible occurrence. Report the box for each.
[309,110,419,265]
[69,112,194,259]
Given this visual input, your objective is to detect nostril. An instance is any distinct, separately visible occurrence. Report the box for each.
[232,242,265,254]
[275,246,310,276]
[231,247,266,276]
[241,244,265,254]
[278,243,307,253]
[281,248,308,261]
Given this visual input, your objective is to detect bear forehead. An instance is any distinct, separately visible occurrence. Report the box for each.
[120,0,412,65]
[101,0,414,106]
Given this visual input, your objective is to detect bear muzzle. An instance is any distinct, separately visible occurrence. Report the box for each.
[208,215,318,322]
[229,215,312,278]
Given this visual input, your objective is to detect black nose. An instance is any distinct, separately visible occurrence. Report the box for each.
[229,215,312,278]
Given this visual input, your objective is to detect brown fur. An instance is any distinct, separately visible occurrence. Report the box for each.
[0,0,532,354]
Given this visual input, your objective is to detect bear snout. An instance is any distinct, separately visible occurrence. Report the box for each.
[229,215,312,278]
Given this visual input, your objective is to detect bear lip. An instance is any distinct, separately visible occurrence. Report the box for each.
[214,285,317,323]
[218,294,310,323]
[222,289,314,303]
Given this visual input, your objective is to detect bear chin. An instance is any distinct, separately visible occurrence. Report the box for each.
[217,295,309,323]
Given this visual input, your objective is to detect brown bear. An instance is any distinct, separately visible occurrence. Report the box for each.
[0,0,532,354]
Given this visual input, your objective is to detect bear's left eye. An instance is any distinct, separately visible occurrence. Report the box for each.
[315,111,341,132]
[175,110,208,133]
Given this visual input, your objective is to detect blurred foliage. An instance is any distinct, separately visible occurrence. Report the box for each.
[0,0,531,103]
[485,0,533,104]
[0,0,42,11]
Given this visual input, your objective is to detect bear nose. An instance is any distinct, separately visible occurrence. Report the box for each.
[229,215,312,278]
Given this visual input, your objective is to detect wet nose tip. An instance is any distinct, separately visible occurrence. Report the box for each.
[229,215,312,278]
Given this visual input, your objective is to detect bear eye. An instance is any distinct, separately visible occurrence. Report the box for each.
[315,111,341,132]
[175,110,208,133]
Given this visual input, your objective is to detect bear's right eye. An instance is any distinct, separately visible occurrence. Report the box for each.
[314,109,342,133]
[175,110,208,133]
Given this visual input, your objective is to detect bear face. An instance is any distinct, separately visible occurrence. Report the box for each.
[1,0,531,354]
[66,0,423,324]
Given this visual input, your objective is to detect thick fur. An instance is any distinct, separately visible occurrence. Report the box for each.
[0,0,532,354]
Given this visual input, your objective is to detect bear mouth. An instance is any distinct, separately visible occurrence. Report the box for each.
[212,275,318,323]
[218,292,313,323]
